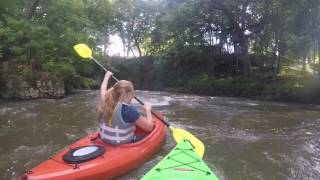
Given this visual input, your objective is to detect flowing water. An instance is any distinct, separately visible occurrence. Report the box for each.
[1,90,320,180]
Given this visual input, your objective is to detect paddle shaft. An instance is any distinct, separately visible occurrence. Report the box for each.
[92,57,170,127]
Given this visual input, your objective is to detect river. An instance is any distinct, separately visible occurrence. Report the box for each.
[1,90,320,179]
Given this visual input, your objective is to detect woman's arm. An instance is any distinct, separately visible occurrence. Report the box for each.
[135,102,154,132]
[100,71,113,102]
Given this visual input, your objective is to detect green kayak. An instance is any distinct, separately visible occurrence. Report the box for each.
[142,139,219,180]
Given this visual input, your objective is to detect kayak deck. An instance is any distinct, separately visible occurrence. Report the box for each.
[142,139,219,180]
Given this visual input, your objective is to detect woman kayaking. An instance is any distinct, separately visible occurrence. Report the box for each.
[98,71,155,144]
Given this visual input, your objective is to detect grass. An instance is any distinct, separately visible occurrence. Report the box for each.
[185,64,320,104]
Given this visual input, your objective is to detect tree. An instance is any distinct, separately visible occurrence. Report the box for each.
[112,0,159,57]
[202,0,270,78]
[0,0,113,96]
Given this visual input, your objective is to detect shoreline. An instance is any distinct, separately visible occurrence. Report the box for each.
[160,86,320,105]
[1,87,320,105]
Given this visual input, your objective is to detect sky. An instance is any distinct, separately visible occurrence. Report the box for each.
[106,34,137,57]
[106,33,234,56]
[106,34,125,57]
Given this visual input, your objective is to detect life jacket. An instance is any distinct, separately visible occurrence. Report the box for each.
[99,103,135,144]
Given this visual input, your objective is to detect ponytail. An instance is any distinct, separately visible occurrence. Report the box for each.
[98,88,116,124]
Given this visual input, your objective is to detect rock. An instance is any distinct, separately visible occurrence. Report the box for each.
[36,81,41,88]
[47,81,52,88]
[3,75,65,99]
[29,88,39,98]
[24,88,31,98]
[19,88,26,99]
[6,79,13,89]
[19,81,28,88]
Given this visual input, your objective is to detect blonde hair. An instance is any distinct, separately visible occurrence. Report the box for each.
[98,80,134,124]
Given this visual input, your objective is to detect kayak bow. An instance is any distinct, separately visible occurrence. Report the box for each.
[142,139,219,180]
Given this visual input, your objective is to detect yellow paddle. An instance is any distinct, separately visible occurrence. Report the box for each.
[73,43,205,157]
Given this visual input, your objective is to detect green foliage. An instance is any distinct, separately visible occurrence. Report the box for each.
[1,0,320,103]
[189,74,260,96]
[0,0,113,96]
[43,61,76,79]
[19,67,33,81]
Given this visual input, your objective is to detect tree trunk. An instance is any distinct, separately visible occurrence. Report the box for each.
[233,43,240,72]
[313,39,316,64]
[273,31,279,76]
[238,35,250,78]
[275,25,285,75]
[133,35,142,57]
[276,45,282,75]
[302,56,307,74]
[129,46,136,58]
[119,32,126,57]
[207,47,214,78]
[318,36,320,63]
[131,31,142,57]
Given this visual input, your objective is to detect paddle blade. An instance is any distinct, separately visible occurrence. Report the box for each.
[170,127,205,158]
[73,44,92,59]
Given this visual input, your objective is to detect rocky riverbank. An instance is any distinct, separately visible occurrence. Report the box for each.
[1,77,65,99]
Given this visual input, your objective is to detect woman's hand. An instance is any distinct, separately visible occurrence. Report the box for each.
[143,102,152,112]
[100,71,113,101]
[105,71,113,79]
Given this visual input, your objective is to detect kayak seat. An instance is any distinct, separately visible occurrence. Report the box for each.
[131,134,146,143]
[90,133,101,141]
[63,145,105,164]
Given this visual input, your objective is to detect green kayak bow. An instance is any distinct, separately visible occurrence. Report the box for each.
[142,139,219,180]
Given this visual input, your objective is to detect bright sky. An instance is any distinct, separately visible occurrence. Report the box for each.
[106,34,125,57]
[106,33,234,56]
[106,34,137,57]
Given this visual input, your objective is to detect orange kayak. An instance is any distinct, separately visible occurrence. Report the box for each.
[19,114,166,180]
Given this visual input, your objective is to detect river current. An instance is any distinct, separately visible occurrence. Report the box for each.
[1,90,320,179]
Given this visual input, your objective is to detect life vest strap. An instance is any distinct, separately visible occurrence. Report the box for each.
[100,123,135,134]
